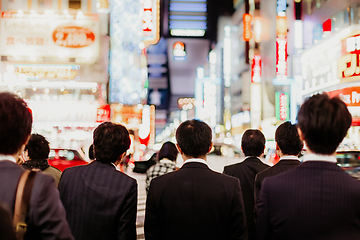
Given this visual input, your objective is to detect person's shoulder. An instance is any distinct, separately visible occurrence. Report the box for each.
[224,161,243,170]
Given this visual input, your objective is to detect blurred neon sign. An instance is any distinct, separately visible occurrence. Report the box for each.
[53,26,95,48]
[275,92,289,121]
[251,54,261,83]
[338,31,360,82]
[243,13,252,41]
[142,0,160,47]
[276,37,287,78]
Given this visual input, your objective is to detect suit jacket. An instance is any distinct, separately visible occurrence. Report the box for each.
[0,202,17,240]
[254,159,300,204]
[223,157,269,240]
[58,160,137,240]
[257,161,360,240]
[0,160,73,240]
[145,162,247,240]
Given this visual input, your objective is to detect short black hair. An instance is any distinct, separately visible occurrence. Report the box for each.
[175,119,212,158]
[0,92,32,155]
[297,93,352,154]
[158,141,178,162]
[241,129,266,157]
[93,122,130,163]
[88,144,94,160]
[275,121,303,156]
[25,134,50,159]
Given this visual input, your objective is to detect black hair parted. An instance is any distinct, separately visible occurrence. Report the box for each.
[0,92,32,155]
[93,122,130,163]
[175,119,212,158]
[275,121,303,156]
[158,141,178,162]
[241,129,266,157]
[297,93,352,154]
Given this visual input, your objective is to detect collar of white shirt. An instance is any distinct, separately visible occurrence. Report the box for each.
[302,153,337,163]
[279,155,300,161]
[0,154,17,163]
[181,158,208,167]
[159,158,174,164]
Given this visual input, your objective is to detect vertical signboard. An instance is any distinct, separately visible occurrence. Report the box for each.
[275,92,289,121]
[243,13,252,42]
[251,54,261,83]
[338,31,360,83]
[276,37,287,78]
[142,0,160,47]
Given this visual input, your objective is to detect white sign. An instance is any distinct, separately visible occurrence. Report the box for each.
[0,12,100,64]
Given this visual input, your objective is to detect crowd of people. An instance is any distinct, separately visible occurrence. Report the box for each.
[1,91,360,240]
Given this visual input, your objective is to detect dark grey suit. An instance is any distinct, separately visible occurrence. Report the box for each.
[254,159,300,204]
[145,162,247,240]
[59,160,137,240]
[223,157,269,240]
[0,160,73,240]
[257,161,360,240]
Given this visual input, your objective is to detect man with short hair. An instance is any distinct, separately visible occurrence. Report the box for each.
[257,93,360,239]
[223,129,269,240]
[145,119,247,240]
[254,121,303,204]
[59,122,137,240]
[22,133,62,188]
[0,91,73,239]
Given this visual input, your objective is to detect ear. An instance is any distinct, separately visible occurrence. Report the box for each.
[176,144,183,155]
[275,142,280,151]
[297,128,304,141]
[207,142,214,154]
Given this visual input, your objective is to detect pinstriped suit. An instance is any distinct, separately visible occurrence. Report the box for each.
[59,160,137,240]
[257,161,360,240]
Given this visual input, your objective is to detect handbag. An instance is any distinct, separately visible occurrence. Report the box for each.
[13,170,37,240]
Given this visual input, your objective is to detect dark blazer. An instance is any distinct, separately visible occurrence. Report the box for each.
[254,159,300,203]
[145,162,247,240]
[223,157,269,240]
[0,160,73,240]
[59,160,137,240]
[257,161,360,240]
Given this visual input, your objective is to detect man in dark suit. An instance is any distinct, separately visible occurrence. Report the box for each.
[145,119,247,240]
[223,129,269,240]
[0,92,73,239]
[257,93,360,240]
[254,121,303,204]
[59,122,137,240]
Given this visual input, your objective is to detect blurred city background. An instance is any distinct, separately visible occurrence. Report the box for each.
[0,0,359,164]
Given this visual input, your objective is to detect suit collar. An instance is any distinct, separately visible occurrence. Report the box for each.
[276,159,300,165]
[298,160,340,170]
[181,161,210,169]
[244,156,262,162]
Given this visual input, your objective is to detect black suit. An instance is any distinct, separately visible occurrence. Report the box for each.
[257,161,360,240]
[145,162,247,240]
[59,160,137,240]
[254,159,300,204]
[0,160,73,240]
[223,157,269,240]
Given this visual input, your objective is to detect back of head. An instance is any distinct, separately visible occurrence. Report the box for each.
[241,129,266,157]
[158,141,178,161]
[297,93,352,154]
[0,92,32,155]
[275,121,303,156]
[175,119,212,158]
[88,144,94,160]
[93,122,130,163]
[25,134,50,159]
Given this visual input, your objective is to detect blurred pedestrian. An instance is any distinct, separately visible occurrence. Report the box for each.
[145,141,178,193]
[145,119,247,240]
[22,133,62,188]
[257,93,360,239]
[223,129,269,240]
[254,121,303,217]
[0,91,73,239]
[59,122,137,240]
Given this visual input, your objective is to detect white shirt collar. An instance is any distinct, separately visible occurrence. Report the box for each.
[0,154,17,163]
[302,153,337,163]
[279,155,300,161]
[181,158,208,167]
[159,158,174,164]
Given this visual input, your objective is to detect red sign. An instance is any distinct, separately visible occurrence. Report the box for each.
[338,31,360,82]
[276,37,287,77]
[327,86,360,107]
[251,54,262,83]
[53,26,95,48]
[243,13,252,42]
[96,105,111,123]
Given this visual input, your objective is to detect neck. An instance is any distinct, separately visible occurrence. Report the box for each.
[182,154,207,161]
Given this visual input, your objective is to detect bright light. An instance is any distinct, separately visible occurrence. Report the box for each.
[224,26,232,87]
[196,67,205,79]
[294,20,303,49]
[170,29,205,37]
